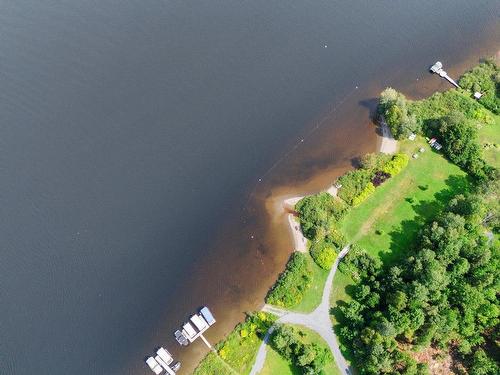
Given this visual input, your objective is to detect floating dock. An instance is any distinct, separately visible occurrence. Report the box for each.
[174,306,216,349]
[145,347,181,375]
[429,61,460,88]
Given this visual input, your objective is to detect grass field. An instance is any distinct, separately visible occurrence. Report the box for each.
[258,347,300,375]
[258,324,340,375]
[291,253,329,313]
[478,114,500,169]
[339,137,470,264]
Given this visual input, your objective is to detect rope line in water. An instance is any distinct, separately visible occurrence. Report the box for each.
[244,84,360,207]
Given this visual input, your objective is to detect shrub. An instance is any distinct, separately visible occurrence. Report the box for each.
[296,192,349,240]
[266,253,313,308]
[337,168,372,205]
[382,153,409,176]
[372,171,391,186]
[325,227,347,249]
[359,152,392,172]
[352,182,375,206]
[310,240,337,270]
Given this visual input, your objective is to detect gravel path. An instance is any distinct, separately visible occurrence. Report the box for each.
[379,117,398,154]
[250,245,352,375]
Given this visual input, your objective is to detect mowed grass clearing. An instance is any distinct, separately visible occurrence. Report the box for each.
[478,113,500,169]
[339,137,470,264]
[258,324,341,375]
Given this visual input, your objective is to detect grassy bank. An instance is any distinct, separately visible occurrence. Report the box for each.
[193,313,276,375]
[291,254,329,313]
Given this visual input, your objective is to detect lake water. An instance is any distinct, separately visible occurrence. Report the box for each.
[0,1,498,374]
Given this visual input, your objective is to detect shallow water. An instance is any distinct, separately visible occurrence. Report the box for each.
[0,1,498,374]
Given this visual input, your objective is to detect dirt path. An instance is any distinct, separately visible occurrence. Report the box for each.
[379,118,398,154]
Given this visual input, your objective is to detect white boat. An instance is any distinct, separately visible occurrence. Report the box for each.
[182,322,197,339]
[190,314,208,331]
[146,357,163,375]
[157,347,173,365]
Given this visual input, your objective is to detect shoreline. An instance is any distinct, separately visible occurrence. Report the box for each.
[282,118,397,254]
[178,36,500,374]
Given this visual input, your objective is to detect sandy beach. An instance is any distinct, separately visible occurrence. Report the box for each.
[282,120,396,254]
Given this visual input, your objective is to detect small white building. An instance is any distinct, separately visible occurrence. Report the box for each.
[474,92,483,99]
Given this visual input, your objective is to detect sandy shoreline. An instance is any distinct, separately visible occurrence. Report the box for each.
[282,119,396,253]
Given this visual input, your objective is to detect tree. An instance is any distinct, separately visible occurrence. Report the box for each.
[296,192,348,239]
[436,111,489,180]
[469,349,499,375]
[379,88,419,139]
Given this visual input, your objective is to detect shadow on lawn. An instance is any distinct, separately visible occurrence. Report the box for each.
[381,174,471,265]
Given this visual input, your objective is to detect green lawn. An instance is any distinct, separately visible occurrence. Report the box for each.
[478,114,500,169]
[291,253,329,313]
[339,137,470,264]
[258,347,300,375]
[259,324,340,375]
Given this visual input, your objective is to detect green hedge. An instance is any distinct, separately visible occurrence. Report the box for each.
[266,252,313,308]
[381,153,409,176]
[310,240,337,270]
[352,182,375,206]
[337,168,372,205]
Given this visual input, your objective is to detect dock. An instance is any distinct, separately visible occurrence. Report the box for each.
[145,347,181,375]
[429,61,460,88]
[174,306,216,350]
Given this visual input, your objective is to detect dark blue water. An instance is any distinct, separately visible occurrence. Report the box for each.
[0,1,498,374]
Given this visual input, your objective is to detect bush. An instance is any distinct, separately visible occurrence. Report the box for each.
[296,192,349,239]
[266,253,313,308]
[325,227,347,249]
[337,168,372,205]
[372,171,391,186]
[359,152,392,172]
[310,240,337,270]
[352,182,375,206]
[382,153,409,176]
